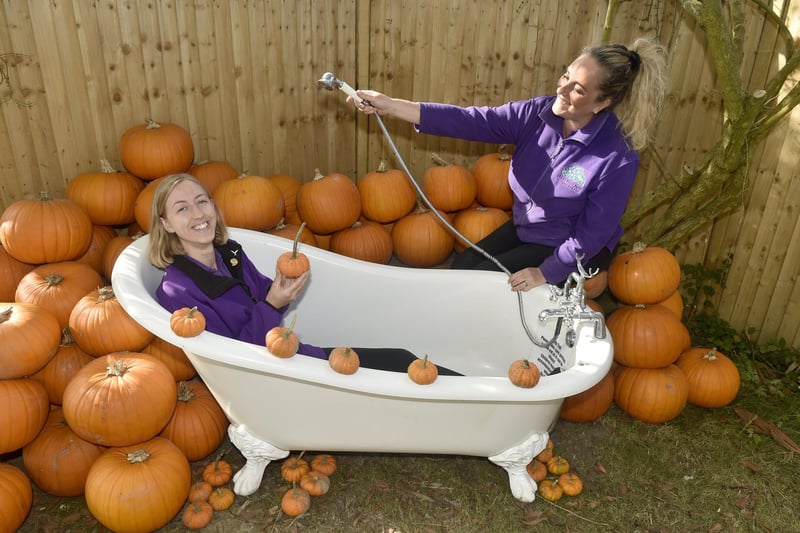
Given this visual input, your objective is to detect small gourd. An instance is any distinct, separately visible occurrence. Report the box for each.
[310,454,337,477]
[266,315,299,358]
[281,487,311,517]
[202,458,233,487]
[508,359,541,388]
[182,500,214,529]
[208,486,235,511]
[537,479,563,502]
[277,222,310,277]
[328,346,360,375]
[281,454,310,483]
[299,470,331,496]
[547,455,570,475]
[170,306,206,337]
[558,472,584,496]
[407,354,438,385]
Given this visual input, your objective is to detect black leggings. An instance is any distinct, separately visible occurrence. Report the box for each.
[323,347,462,375]
[451,220,613,283]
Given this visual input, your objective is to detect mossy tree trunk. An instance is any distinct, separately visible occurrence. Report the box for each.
[606,0,800,250]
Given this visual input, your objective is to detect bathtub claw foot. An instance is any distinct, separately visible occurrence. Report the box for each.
[227,424,290,496]
[488,431,549,502]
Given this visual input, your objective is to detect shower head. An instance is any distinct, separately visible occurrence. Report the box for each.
[317,72,361,102]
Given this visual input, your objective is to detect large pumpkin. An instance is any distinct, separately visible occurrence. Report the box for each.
[159,379,229,462]
[296,168,362,234]
[614,364,689,424]
[268,220,319,247]
[330,220,394,264]
[30,327,94,405]
[0,302,61,380]
[62,352,178,447]
[0,243,35,301]
[141,335,197,382]
[560,370,615,422]
[68,285,154,356]
[608,242,681,304]
[22,407,104,497]
[675,347,741,408]
[102,234,136,281]
[212,174,285,231]
[422,153,477,212]
[392,204,455,267]
[452,205,509,253]
[268,173,304,224]
[66,159,145,225]
[0,463,32,533]
[119,119,194,180]
[75,224,118,276]
[0,378,50,454]
[357,160,416,223]
[0,192,93,264]
[132,176,165,233]
[188,159,239,195]
[606,304,690,368]
[471,147,513,210]
[15,261,104,329]
[85,437,191,533]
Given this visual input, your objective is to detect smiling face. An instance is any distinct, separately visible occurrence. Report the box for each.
[159,178,218,258]
[552,53,612,134]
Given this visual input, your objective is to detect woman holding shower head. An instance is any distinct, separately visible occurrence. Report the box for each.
[354,37,667,292]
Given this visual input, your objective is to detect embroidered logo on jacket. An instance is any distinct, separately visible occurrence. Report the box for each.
[558,165,586,192]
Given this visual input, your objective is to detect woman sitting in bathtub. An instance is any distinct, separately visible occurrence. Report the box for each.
[148,173,460,374]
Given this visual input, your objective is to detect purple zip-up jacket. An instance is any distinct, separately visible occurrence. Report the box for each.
[156,240,327,359]
[417,95,639,283]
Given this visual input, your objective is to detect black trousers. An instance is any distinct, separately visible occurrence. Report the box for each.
[323,347,462,375]
[451,220,613,282]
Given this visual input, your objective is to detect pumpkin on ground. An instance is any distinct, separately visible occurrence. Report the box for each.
[452,206,510,253]
[614,364,689,424]
[408,354,438,385]
[119,119,194,180]
[30,327,94,405]
[472,146,514,210]
[299,470,330,496]
[202,458,233,487]
[391,204,455,267]
[357,160,417,223]
[0,378,50,454]
[277,222,311,277]
[0,303,61,380]
[559,472,584,496]
[560,369,615,423]
[608,242,681,304]
[160,379,229,462]
[281,486,311,517]
[66,159,145,225]
[328,346,360,375]
[22,407,104,497]
[266,315,299,358]
[537,478,563,501]
[170,306,206,337]
[606,304,690,368]
[508,359,542,388]
[183,500,214,529]
[281,454,310,483]
[295,168,362,235]
[310,454,337,477]
[188,159,239,195]
[422,153,477,212]
[85,437,191,533]
[188,480,213,503]
[546,455,570,475]
[0,192,93,264]
[62,352,178,447]
[525,459,547,482]
[675,347,741,408]
[208,486,235,511]
[0,462,33,533]
[212,174,285,231]
[330,220,394,264]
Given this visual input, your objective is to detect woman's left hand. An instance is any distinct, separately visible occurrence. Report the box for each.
[509,267,546,292]
[266,270,310,308]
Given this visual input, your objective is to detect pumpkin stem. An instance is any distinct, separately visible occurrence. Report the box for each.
[283,314,298,339]
[377,159,387,172]
[521,359,531,369]
[39,191,52,201]
[187,305,199,318]
[420,354,430,368]
[144,118,161,129]
[97,286,116,301]
[61,327,75,346]
[177,381,195,402]
[431,152,450,166]
[0,306,13,323]
[127,448,152,464]
[313,168,325,181]
[105,358,129,377]
[291,222,307,258]
[632,241,648,253]
[704,348,719,361]
[498,144,512,160]
[45,272,65,286]
[100,158,116,173]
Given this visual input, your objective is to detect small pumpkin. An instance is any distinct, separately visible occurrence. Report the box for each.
[675,347,741,408]
[203,458,234,487]
[310,454,337,477]
[188,480,214,503]
[525,459,547,482]
[537,478,563,502]
[276,222,311,277]
[558,472,584,496]
[508,359,541,388]
[547,455,570,476]
[281,487,311,517]
[208,486,235,511]
[407,354,438,385]
[170,306,206,337]
[281,454,310,483]
[183,500,214,529]
[328,346,360,375]
[535,439,554,462]
[266,314,300,358]
[300,470,331,496]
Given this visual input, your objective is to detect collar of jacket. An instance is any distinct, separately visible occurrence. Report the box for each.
[170,240,253,299]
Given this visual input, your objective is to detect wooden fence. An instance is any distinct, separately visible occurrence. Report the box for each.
[1,1,799,348]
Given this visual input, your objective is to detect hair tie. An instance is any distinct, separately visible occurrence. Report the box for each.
[628,50,641,72]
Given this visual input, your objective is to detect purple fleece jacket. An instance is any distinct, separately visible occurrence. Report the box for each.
[417,96,639,283]
[156,241,327,359]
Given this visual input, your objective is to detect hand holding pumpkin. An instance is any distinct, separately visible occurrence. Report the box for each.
[265,270,310,309]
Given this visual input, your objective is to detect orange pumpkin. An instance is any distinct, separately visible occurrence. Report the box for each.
[391,204,455,267]
[66,159,145,225]
[330,220,394,264]
[267,173,304,225]
[422,153,477,212]
[535,439,554,462]
[85,437,191,532]
[328,346,360,375]
[560,370,615,423]
[188,159,239,195]
[170,306,207,337]
[558,472,584,496]
[277,222,311,277]
[188,480,214,503]
[142,336,198,381]
[452,206,510,253]
[0,378,50,454]
[0,463,33,533]
[0,243,35,301]
[606,304,690,368]
[675,347,741,408]
[75,224,118,276]
[202,458,234,487]
[208,486,235,510]
[357,160,417,223]
[68,285,155,356]
[537,478,563,501]
[310,454,337,477]
[296,168,362,235]
[15,260,104,328]
[408,354,438,385]
[472,147,513,210]
[546,455,570,475]
[30,327,94,405]
[132,176,165,233]
[614,364,689,424]
[119,119,194,180]
[22,408,104,496]
[656,289,684,319]
[0,192,93,264]
[213,174,285,231]
[62,352,178,447]
[160,379,229,462]
[183,500,214,529]
[269,220,318,247]
[102,233,136,281]
[281,454,311,483]
[281,487,311,517]
[300,470,330,496]
[608,242,681,304]
[526,459,547,482]
[0,302,61,380]
[266,315,300,358]
[508,359,541,388]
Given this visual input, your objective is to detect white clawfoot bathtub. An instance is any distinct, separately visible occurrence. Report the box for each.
[112,228,612,502]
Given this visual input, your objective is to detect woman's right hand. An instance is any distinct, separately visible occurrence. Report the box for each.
[265,270,310,309]
[351,90,421,124]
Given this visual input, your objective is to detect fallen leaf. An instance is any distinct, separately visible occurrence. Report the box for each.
[594,461,608,474]
[374,480,390,490]
[618,483,629,495]
[735,408,800,453]
[743,461,762,473]
[413,491,434,502]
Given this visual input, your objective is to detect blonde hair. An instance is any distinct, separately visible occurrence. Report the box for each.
[147,173,228,269]
[585,37,668,150]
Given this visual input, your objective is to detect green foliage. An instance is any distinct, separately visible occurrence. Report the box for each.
[680,252,732,319]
